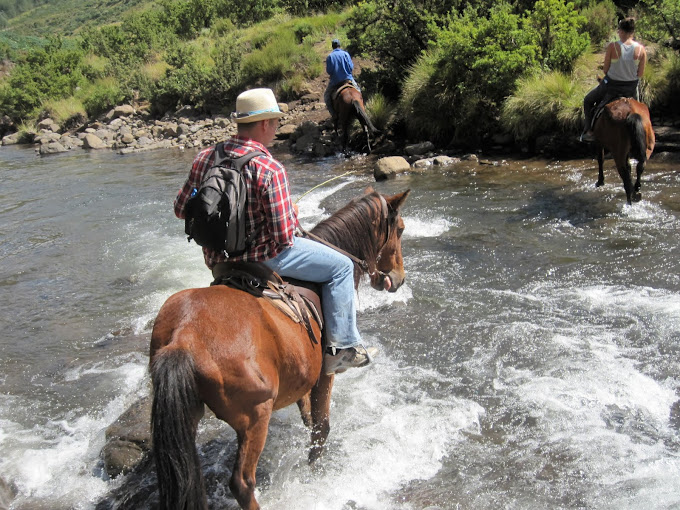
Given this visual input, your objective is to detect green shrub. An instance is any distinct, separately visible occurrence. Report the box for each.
[79,78,125,118]
[399,3,539,144]
[41,97,87,127]
[365,92,396,132]
[580,0,616,46]
[525,0,590,73]
[501,71,586,141]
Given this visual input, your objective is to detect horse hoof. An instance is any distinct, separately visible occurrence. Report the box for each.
[596,181,604,188]
[633,192,642,202]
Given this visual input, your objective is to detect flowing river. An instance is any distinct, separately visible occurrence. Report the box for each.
[1,144,679,510]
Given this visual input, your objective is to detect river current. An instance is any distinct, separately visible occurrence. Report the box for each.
[0,144,679,509]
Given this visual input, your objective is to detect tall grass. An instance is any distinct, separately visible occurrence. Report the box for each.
[365,92,396,132]
[41,97,87,127]
[501,71,587,141]
[398,52,444,141]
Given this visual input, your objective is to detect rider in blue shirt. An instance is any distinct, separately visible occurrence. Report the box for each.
[324,39,360,120]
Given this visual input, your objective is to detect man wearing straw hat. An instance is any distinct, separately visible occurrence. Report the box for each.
[175,88,376,375]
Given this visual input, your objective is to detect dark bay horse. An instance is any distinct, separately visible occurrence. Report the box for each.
[592,97,655,204]
[150,188,410,510]
[332,82,378,153]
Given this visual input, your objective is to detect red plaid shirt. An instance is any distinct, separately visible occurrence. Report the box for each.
[174,136,298,269]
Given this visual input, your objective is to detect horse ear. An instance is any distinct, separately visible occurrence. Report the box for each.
[386,189,410,212]
[364,186,375,194]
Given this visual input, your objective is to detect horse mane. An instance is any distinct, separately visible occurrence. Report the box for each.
[310,192,385,280]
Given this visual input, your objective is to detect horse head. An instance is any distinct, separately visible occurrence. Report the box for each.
[310,187,410,292]
[369,188,410,292]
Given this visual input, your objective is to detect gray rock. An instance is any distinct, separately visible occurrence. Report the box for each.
[162,123,179,138]
[112,105,135,119]
[276,124,297,139]
[121,133,135,144]
[405,141,435,156]
[37,118,58,131]
[102,396,151,478]
[39,142,67,155]
[412,158,434,169]
[434,155,460,166]
[374,156,410,180]
[1,133,19,146]
[83,133,107,149]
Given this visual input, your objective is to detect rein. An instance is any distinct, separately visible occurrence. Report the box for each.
[298,194,392,280]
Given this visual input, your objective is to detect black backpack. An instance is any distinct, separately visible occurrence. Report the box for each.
[184,144,265,255]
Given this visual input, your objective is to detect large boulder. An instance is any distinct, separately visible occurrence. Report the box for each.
[101,396,152,478]
[374,156,410,180]
[82,133,107,149]
[39,142,68,155]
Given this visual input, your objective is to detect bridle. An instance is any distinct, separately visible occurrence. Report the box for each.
[298,194,393,280]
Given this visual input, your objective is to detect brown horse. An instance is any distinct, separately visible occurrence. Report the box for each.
[332,82,378,153]
[592,97,655,204]
[149,188,410,510]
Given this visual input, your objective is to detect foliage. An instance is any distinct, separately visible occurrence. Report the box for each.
[346,0,443,98]
[400,3,539,144]
[580,0,617,46]
[78,78,126,118]
[501,70,586,141]
[637,0,680,49]
[0,37,86,121]
[524,0,590,72]
[41,96,87,127]
[365,92,397,132]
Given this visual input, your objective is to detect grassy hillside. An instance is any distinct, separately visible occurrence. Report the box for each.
[2,0,150,37]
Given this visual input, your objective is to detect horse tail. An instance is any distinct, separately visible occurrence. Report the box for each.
[151,346,207,510]
[352,99,377,134]
[627,113,647,164]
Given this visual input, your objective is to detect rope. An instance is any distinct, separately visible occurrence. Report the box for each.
[294,170,359,204]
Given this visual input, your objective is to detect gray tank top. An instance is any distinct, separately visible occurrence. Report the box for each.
[607,41,640,82]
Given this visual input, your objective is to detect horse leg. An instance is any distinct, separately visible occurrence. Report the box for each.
[633,159,644,201]
[297,393,313,428]
[229,401,274,510]
[616,156,634,205]
[596,145,605,187]
[363,124,372,153]
[308,374,334,464]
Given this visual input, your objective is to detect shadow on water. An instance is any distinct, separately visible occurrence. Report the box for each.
[511,186,615,226]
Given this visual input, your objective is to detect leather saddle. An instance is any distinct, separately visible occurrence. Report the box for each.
[332,80,357,102]
[211,261,323,344]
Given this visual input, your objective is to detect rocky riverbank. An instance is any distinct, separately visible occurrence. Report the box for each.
[3,92,680,177]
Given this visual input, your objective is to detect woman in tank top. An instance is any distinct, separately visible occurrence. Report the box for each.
[580,17,647,142]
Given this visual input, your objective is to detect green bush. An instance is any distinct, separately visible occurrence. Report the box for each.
[399,3,539,144]
[525,0,590,72]
[580,0,616,46]
[79,78,125,118]
[501,71,586,141]
[365,92,397,132]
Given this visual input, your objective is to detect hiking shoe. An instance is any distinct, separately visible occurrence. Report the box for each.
[580,131,595,142]
[324,345,378,375]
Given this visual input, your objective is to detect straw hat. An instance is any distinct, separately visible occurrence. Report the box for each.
[231,88,284,124]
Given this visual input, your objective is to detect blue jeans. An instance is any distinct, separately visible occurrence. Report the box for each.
[262,236,361,349]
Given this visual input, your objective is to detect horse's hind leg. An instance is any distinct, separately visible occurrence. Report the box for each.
[616,158,634,205]
[229,401,273,510]
[297,393,313,428]
[363,124,372,153]
[633,160,645,201]
[596,146,605,187]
